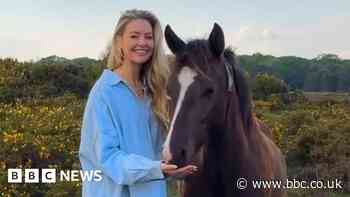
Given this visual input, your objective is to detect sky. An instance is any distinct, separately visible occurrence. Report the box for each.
[1,0,350,61]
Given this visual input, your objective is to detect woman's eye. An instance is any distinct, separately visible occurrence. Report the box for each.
[130,35,138,39]
[145,36,153,40]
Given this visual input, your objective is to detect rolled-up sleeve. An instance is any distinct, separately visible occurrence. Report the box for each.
[79,92,165,186]
[155,124,165,160]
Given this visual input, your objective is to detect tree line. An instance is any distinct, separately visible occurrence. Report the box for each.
[1,53,349,103]
[239,53,350,92]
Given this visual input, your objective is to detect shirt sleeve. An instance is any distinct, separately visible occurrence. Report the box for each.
[80,92,165,186]
[154,122,166,160]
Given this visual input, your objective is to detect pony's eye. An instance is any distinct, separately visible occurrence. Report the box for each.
[201,88,214,98]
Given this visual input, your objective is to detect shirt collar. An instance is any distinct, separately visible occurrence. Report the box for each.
[101,69,122,86]
[101,69,149,95]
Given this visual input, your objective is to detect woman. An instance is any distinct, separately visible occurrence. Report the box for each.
[79,9,197,197]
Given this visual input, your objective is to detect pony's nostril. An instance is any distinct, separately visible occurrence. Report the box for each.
[181,149,186,158]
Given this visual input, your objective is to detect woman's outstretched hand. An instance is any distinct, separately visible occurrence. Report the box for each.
[161,161,198,179]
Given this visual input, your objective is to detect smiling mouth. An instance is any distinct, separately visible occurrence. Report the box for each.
[133,48,150,55]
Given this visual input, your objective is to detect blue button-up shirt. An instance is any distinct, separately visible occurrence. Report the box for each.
[79,69,166,197]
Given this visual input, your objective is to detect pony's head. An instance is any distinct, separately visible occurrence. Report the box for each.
[162,23,252,167]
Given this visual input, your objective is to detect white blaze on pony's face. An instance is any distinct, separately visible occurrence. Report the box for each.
[162,66,197,162]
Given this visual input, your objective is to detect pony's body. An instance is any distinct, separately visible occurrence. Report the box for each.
[163,24,287,197]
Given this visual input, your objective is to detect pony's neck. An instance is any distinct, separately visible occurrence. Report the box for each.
[191,92,253,197]
[212,91,251,173]
[202,123,248,196]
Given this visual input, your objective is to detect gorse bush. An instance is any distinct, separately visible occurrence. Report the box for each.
[256,100,350,195]
[0,94,84,197]
[0,57,103,103]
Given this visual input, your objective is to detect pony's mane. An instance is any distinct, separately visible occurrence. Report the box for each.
[224,48,253,131]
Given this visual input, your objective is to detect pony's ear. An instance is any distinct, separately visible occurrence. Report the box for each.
[165,25,186,54]
[209,23,225,57]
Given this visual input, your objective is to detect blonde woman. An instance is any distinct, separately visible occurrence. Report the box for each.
[79,9,197,197]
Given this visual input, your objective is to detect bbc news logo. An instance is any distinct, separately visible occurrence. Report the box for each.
[8,169,102,183]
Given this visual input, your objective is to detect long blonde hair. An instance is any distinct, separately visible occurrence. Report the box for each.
[107,9,170,132]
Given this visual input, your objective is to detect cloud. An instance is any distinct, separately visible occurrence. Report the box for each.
[2,8,349,61]
[234,25,279,43]
[226,25,283,56]
[261,28,278,40]
[337,51,350,59]
[0,30,111,61]
[225,15,350,59]
[0,36,44,61]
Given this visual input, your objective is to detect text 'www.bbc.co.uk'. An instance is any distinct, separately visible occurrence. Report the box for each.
[236,178,343,190]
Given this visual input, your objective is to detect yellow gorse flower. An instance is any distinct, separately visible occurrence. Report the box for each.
[2,131,23,144]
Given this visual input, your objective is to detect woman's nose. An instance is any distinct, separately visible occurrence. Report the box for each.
[137,38,148,46]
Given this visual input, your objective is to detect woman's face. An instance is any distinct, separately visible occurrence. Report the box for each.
[119,19,154,66]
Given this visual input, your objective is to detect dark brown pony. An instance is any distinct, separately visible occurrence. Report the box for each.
[162,23,287,197]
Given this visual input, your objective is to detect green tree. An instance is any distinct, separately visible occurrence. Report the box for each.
[252,73,288,100]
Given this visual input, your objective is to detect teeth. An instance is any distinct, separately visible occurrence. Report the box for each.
[134,49,148,55]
